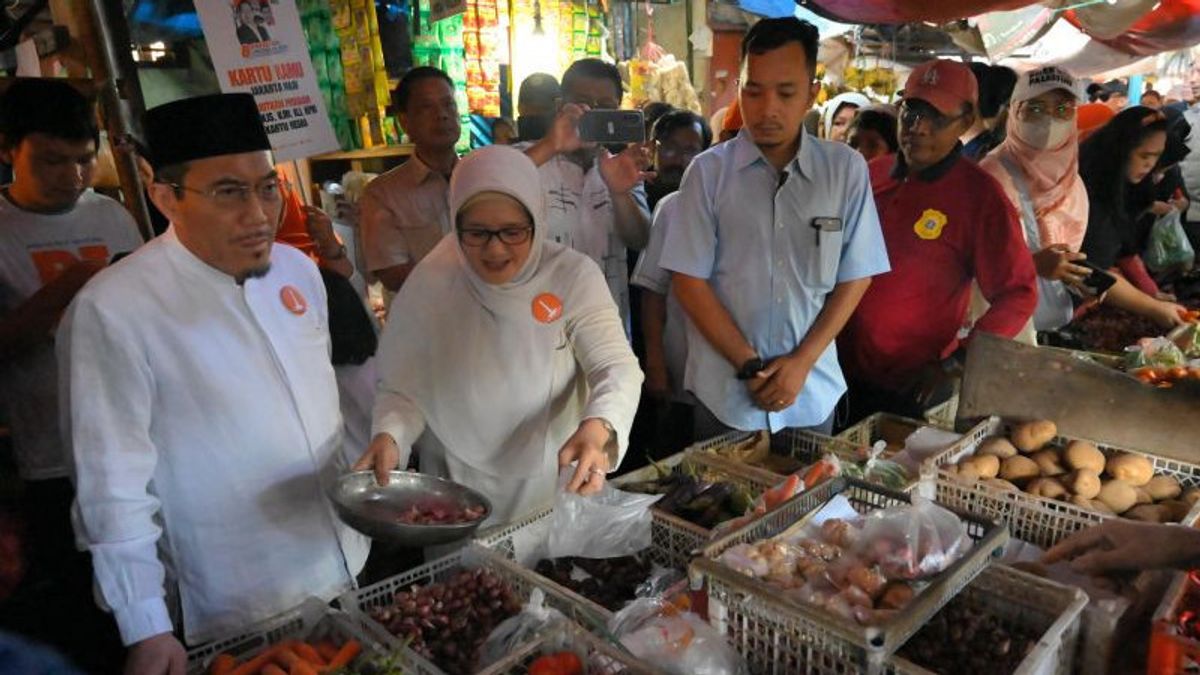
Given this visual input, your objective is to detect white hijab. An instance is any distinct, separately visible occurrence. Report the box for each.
[378,146,602,477]
[822,92,872,139]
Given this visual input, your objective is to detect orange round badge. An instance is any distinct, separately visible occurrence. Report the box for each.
[532,293,564,324]
[280,285,308,315]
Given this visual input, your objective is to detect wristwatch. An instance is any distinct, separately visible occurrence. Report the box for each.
[321,243,347,260]
[736,356,765,380]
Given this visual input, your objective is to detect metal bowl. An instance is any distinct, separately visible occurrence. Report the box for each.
[329,471,492,546]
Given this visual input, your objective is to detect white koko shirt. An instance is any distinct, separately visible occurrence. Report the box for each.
[60,228,369,646]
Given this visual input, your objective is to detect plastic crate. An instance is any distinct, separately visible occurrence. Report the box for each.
[692,477,1009,671]
[338,544,603,675]
[477,620,664,675]
[1149,571,1200,675]
[891,565,1088,675]
[610,450,780,541]
[689,428,920,493]
[924,417,1200,537]
[923,394,959,429]
[474,507,693,624]
[838,413,952,450]
[185,598,386,675]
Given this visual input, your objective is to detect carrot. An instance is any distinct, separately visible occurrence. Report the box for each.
[291,642,326,667]
[229,645,284,675]
[321,640,361,670]
[263,665,288,675]
[314,641,339,662]
[801,460,838,489]
[210,654,238,675]
[275,646,319,675]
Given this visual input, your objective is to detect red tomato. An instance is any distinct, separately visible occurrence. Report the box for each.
[528,651,583,675]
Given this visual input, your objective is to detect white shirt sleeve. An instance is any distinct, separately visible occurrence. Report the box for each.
[568,263,644,470]
[60,293,172,646]
[370,388,427,469]
[659,159,717,279]
[630,196,675,295]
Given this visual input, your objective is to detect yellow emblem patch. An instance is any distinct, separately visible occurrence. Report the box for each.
[914,209,948,240]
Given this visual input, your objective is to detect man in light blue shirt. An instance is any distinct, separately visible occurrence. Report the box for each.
[661,17,890,435]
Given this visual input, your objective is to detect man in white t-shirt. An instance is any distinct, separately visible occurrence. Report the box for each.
[0,78,142,670]
[523,59,652,333]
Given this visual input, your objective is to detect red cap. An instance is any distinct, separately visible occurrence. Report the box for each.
[903,60,979,117]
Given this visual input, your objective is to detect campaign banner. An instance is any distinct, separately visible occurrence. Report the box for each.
[196,0,339,162]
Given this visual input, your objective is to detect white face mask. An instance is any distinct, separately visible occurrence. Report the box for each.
[1015,116,1075,150]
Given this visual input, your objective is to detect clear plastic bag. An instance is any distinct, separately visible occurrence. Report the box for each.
[546,468,662,559]
[608,598,747,675]
[1124,336,1187,370]
[856,496,970,580]
[1144,209,1196,273]
[478,588,566,669]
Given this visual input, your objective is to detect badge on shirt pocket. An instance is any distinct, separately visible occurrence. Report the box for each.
[914,209,949,240]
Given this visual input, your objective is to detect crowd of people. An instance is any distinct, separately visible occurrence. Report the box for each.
[3,14,1200,675]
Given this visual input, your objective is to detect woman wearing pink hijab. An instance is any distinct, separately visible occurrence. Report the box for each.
[978,66,1093,339]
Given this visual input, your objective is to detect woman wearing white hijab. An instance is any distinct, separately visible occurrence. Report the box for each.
[354,146,643,524]
[821,92,871,142]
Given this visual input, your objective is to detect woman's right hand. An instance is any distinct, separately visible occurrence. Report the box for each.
[1149,300,1189,329]
[353,433,401,486]
[1033,246,1090,285]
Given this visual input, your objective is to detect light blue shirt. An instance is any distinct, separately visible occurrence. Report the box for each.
[631,193,689,400]
[660,129,890,431]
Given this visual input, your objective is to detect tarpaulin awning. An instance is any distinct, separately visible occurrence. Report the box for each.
[800,0,1040,25]
[1067,0,1200,56]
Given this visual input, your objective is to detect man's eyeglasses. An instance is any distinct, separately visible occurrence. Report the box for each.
[163,178,286,208]
[457,225,534,247]
[1018,101,1077,122]
[899,103,967,131]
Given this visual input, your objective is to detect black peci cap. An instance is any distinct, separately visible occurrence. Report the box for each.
[143,93,271,169]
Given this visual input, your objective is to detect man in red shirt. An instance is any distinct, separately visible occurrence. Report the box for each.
[839,60,1037,423]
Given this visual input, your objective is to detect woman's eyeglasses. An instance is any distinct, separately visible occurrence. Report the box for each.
[457,225,534,247]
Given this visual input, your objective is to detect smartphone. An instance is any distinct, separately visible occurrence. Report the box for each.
[1078,259,1117,296]
[579,110,645,145]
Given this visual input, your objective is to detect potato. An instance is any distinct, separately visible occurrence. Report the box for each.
[1097,479,1139,514]
[1026,477,1068,500]
[1184,488,1200,506]
[1134,486,1154,505]
[1063,441,1105,473]
[953,462,980,485]
[1064,470,1101,499]
[1031,449,1067,477]
[1000,455,1041,482]
[1146,476,1183,501]
[1125,504,1172,523]
[1070,494,1115,515]
[983,478,1019,492]
[1011,420,1057,453]
[1105,453,1153,487]
[1161,499,1193,522]
[977,438,1018,460]
[961,455,1000,480]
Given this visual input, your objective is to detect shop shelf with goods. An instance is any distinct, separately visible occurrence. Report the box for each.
[185,597,389,675]
[926,415,1200,675]
[477,619,665,675]
[338,543,601,675]
[691,477,1008,673]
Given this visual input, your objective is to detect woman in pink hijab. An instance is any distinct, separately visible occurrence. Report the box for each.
[978,66,1093,337]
